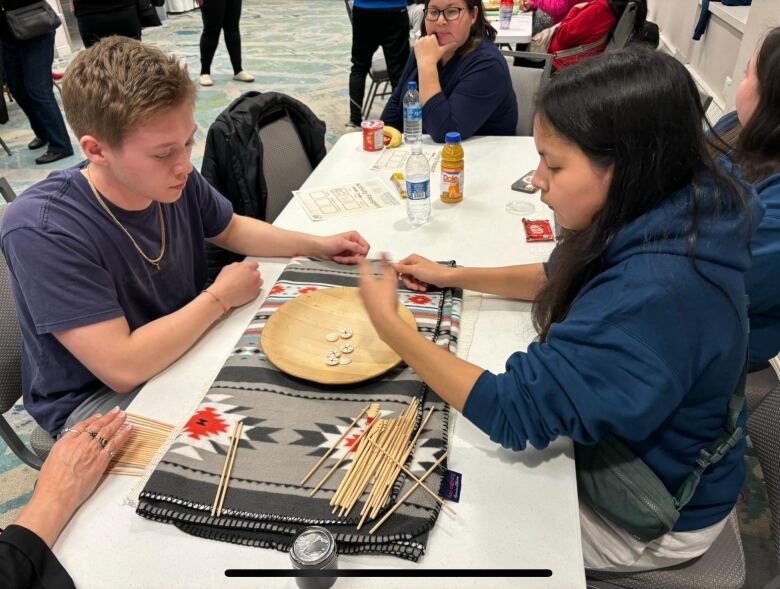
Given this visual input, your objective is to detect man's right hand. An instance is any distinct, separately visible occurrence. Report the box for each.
[393,254,455,292]
[210,261,263,310]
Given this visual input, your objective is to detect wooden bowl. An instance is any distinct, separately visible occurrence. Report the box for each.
[262,287,417,385]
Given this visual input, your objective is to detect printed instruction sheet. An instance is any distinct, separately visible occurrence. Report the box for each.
[371,149,441,173]
[294,178,402,221]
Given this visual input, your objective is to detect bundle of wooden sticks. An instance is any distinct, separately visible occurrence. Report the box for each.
[301,400,453,534]
[107,413,175,477]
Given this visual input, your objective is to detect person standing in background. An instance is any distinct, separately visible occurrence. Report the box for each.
[347,0,409,127]
[72,0,142,48]
[0,0,74,164]
[196,0,254,86]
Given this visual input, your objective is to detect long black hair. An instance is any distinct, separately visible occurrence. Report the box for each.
[735,27,780,183]
[420,0,496,57]
[532,48,747,341]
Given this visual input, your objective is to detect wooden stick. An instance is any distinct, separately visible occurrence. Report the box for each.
[125,412,175,429]
[363,437,455,515]
[341,419,393,515]
[311,418,377,497]
[107,466,144,476]
[360,412,412,522]
[365,404,431,521]
[369,451,449,535]
[334,421,384,513]
[370,405,437,518]
[216,421,243,517]
[300,404,370,486]
[211,420,242,517]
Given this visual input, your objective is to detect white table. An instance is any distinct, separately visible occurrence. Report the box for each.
[53,134,585,588]
[490,11,533,45]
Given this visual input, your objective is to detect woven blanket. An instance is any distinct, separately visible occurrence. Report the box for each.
[137,259,462,561]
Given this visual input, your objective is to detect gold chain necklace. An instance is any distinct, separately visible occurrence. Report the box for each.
[85,166,166,270]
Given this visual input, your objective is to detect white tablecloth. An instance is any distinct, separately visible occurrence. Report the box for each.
[52,134,585,588]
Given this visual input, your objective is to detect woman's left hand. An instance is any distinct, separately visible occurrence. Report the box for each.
[414,34,458,69]
[312,231,370,264]
[358,254,402,333]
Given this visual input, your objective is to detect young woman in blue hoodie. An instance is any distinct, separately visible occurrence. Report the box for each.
[712,27,780,376]
[359,48,759,571]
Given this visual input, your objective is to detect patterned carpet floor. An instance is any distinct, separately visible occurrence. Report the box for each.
[0,1,777,584]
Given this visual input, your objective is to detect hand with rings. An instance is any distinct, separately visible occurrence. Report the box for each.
[13,407,133,547]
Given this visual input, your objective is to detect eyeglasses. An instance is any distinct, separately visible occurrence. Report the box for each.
[423,7,464,21]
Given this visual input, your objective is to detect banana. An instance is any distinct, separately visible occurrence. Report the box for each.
[383,125,402,148]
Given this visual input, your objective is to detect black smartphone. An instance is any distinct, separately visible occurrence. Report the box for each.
[511,170,538,193]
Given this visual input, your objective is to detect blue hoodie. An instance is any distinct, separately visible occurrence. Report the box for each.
[713,111,780,370]
[463,170,762,532]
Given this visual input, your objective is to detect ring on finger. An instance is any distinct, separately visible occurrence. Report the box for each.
[62,427,82,436]
[87,430,98,438]
[97,436,109,448]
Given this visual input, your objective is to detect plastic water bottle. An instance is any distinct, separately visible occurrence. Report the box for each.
[405,149,431,226]
[403,81,422,149]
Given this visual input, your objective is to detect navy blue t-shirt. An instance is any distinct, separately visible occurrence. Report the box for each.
[0,165,233,435]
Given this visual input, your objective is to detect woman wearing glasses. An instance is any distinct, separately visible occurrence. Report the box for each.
[380,0,517,142]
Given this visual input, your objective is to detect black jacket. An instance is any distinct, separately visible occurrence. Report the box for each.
[201,91,326,280]
[0,526,75,589]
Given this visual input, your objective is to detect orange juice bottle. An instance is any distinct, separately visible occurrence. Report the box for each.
[440,132,464,204]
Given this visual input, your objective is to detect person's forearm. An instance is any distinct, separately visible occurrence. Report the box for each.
[213,215,319,258]
[59,292,227,393]
[13,493,74,548]
[376,316,483,412]
[118,293,230,389]
[449,263,546,300]
[418,62,442,105]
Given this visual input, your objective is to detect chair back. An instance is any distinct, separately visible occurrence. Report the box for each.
[258,116,313,223]
[748,381,780,569]
[606,1,638,51]
[0,203,22,416]
[698,89,713,113]
[501,50,552,136]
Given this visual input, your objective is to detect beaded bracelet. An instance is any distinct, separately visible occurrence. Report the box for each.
[202,289,229,316]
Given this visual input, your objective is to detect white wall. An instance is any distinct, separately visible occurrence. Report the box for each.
[647,0,780,113]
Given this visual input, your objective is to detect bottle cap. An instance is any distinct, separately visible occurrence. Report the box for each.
[290,526,337,570]
[445,132,461,143]
[407,80,418,90]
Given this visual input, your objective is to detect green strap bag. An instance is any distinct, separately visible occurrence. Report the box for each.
[575,363,746,542]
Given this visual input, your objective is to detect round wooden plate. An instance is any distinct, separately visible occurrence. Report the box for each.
[262,287,417,385]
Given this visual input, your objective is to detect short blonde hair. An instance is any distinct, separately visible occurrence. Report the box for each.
[62,36,197,147]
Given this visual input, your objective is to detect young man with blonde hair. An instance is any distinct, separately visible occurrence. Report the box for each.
[0,37,370,437]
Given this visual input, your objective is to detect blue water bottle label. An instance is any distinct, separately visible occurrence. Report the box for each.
[406,179,429,201]
[404,105,422,119]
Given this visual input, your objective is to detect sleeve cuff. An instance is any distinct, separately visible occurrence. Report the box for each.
[0,525,49,556]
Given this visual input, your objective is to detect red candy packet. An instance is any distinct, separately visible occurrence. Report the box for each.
[522,218,555,242]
